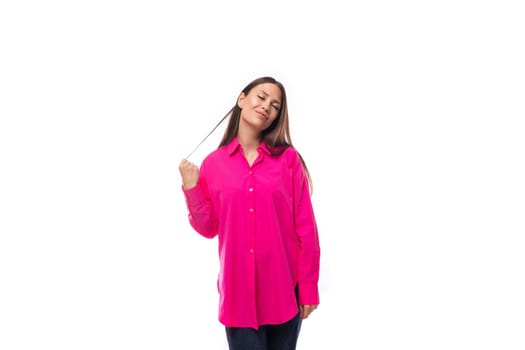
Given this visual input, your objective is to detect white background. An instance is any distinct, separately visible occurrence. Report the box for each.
[1,1,524,349]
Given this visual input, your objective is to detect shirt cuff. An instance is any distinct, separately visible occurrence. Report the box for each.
[182,184,207,208]
[298,282,320,305]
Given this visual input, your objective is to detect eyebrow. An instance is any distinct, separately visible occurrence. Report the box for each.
[259,90,282,105]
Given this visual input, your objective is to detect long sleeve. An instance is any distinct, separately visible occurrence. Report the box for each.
[291,151,321,305]
[182,160,219,239]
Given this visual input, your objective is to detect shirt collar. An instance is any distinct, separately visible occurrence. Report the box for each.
[258,141,271,155]
[226,137,242,155]
[226,137,272,156]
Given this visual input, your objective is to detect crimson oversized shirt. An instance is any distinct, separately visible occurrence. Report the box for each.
[182,137,320,329]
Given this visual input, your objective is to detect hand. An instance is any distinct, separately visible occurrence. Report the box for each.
[179,159,200,190]
[299,304,318,319]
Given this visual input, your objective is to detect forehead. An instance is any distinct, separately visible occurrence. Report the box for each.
[252,83,282,101]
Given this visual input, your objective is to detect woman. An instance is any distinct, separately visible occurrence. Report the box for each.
[179,76,320,350]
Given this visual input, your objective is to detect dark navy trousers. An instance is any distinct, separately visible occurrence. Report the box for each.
[225,312,302,350]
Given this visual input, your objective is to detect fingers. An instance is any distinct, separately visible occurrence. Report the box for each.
[179,159,199,190]
[179,159,197,170]
[179,159,198,175]
[299,304,318,319]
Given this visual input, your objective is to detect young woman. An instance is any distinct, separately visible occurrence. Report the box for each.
[179,76,320,350]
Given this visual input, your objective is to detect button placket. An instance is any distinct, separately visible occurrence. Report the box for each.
[247,170,256,256]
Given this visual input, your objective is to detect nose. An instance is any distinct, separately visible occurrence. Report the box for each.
[262,101,271,111]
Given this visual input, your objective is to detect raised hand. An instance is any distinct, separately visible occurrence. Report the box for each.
[179,159,200,190]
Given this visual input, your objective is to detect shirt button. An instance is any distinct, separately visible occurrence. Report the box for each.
[249,208,254,213]
[248,171,253,175]
[249,249,254,254]
[249,188,254,192]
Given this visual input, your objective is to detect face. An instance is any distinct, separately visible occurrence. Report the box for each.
[237,83,282,133]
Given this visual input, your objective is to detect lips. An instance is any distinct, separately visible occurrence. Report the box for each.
[255,111,268,120]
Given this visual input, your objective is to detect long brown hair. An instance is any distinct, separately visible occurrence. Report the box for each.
[218,76,313,193]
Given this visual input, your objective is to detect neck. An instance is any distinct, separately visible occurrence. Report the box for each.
[237,126,262,153]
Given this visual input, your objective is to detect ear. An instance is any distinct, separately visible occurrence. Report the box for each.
[237,92,246,109]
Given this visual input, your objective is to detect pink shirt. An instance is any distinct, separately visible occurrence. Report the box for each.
[183,137,320,329]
